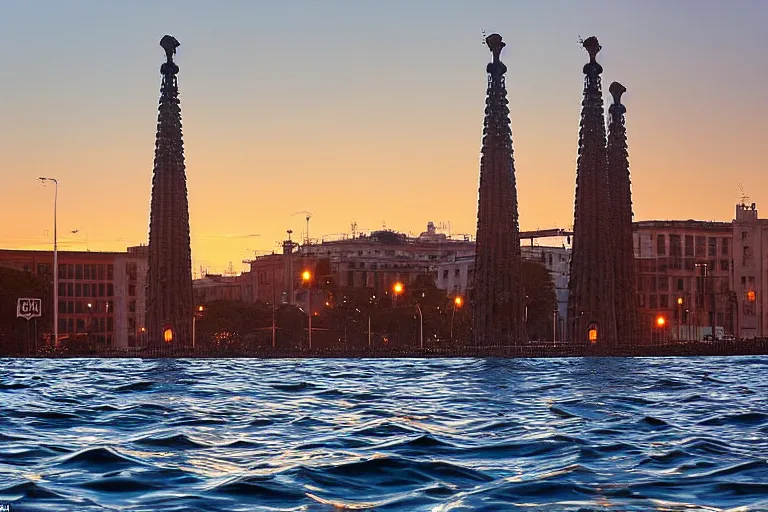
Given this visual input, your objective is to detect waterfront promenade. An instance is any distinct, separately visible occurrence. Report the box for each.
[9,339,768,359]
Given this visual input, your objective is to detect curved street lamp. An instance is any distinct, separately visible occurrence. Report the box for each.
[39,177,58,347]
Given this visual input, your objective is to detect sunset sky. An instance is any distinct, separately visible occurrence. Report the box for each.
[1,0,766,274]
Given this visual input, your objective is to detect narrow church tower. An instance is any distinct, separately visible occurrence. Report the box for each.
[146,35,193,349]
[567,37,617,345]
[473,34,527,346]
[607,82,637,344]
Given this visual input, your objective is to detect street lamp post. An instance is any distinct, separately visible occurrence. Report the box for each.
[302,270,312,349]
[677,297,683,340]
[415,303,423,350]
[450,296,463,342]
[39,177,58,347]
[192,305,204,349]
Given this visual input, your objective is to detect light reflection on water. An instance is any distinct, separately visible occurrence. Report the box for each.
[0,357,766,511]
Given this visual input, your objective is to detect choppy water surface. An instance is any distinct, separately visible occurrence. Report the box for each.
[1,358,767,511]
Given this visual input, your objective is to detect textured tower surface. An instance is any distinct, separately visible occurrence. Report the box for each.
[473,34,527,346]
[146,35,193,348]
[567,37,617,344]
[607,82,637,344]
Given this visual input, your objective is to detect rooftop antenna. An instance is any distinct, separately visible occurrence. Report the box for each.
[292,211,312,245]
[351,219,358,239]
[736,182,750,206]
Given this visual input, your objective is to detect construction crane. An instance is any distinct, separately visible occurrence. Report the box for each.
[292,211,312,245]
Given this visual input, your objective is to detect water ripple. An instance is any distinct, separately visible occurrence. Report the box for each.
[0,356,766,511]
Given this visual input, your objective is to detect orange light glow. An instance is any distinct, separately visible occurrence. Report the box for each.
[163,328,173,343]
[747,290,756,302]
[454,296,463,307]
[656,316,666,327]
[198,305,204,312]
[302,270,311,282]
[588,328,598,343]
[676,297,683,306]
[393,282,404,295]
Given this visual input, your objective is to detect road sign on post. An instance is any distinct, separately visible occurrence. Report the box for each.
[17,298,42,320]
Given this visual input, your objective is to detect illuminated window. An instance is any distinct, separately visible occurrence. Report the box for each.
[588,328,597,342]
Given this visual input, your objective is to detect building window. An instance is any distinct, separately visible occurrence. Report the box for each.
[129,284,136,297]
[742,231,748,241]
[59,282,67,297]
[649,295,657,308]
[638,277,644,292]
[657,234,666,256]
[721,238,729,256]
[637,294,646,308]
[99,283,105,297]
[720,260,729,271]
[455,268,461,277]
[443,270,449,279]
[347,271,354,286]
[659,276,669,291]
[685,236,694,257]
[677,278,684,291]
[98,265,106,280]
[695,236,706,257]
[669,235,682,257]
[107,265,114,280]
[84,265,91,280]
[660,294,669,308]
[129,300,136,313]
[708,237,717,257]
[83,283,90,297]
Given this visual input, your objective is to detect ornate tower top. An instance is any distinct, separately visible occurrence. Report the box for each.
[609,81,626,102]
[609,81,627,114]
[485,33,508,75]
[582,36,603,77]
[160,35,180,76]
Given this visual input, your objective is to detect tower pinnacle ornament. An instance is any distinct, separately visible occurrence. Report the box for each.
[146,35,193,350]
[567,36,618,345]
[607,81,637,344]
[473,33,527,346]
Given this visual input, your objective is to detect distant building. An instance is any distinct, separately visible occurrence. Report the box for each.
[732,202,768,339]
[0,246,148,347]
[298,222,475,296]
[436,245,571,336]
[633,220,733,340]
[193,274,243,304]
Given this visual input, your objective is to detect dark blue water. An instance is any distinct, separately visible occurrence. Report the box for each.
[1,358,767,511]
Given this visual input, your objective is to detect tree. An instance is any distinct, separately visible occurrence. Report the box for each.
[521,261,557,341]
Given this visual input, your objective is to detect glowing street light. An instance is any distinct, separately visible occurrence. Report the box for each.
[747,290,756,302]
[302,270,313,349]
[393,282,404,295]
[193,305,205,349]
[656,315,666,327]
[450,296,464,342]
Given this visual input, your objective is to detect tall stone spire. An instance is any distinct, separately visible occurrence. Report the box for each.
[607,82,637,344]
[473,34,527,346]
[567,36,617,345]
[146,35,193,349]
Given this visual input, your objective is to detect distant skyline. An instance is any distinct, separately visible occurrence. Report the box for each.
[1,0,766,273]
